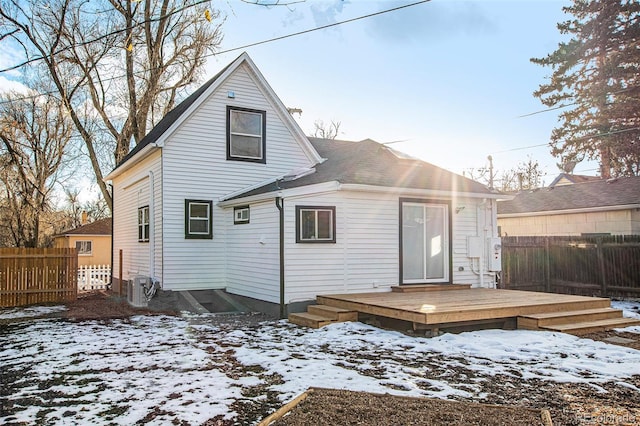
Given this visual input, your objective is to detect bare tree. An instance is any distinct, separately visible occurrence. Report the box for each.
[0,93,72,247]
[312,119,342,139]
[0,0,224,210]
[465,156,544,192]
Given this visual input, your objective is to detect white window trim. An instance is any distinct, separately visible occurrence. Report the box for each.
[138,206,149,243]
[185,200,213,239]
[76,240,93,256]
[227,106,266,162]
[296,206,336,243]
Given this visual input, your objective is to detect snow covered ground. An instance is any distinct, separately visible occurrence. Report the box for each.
[1,301,639,425]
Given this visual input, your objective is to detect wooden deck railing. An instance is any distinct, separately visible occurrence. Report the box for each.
[0,248,78,307]
[501,235,640,298]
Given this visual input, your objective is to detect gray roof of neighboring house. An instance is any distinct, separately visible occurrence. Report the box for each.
[225,138,495,200]
[56,218,112,236]
[498,176,640,214]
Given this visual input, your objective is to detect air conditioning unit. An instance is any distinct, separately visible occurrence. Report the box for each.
[128,276,149,308]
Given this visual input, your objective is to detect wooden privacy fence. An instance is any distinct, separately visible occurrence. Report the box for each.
[0,248,78,308]
[501,235,640,298]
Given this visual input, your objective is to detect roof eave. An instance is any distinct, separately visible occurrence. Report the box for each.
[218,181,508,208]
[104,144,159,181]
[339,184,510,200]
[498,203,640,218]
[217,181,341,207]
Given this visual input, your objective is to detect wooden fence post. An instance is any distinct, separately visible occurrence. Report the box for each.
[596,238,607,296]
[118,249,123,296]
[544,237,551,293]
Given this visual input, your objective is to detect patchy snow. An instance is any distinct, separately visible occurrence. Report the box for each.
[1,302,640,425]
[612,300,640,319]
[0,305,67,320]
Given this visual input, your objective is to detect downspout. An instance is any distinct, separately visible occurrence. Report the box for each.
[275,197,285,319]
[109,183,114,289]
[148,171,155,279]
[477,199,488,289]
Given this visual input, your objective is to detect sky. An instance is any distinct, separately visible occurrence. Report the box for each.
[0,0,599,198]
[205,0,597,184]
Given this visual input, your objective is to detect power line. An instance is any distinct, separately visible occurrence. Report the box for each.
[0,0,431,105]
[517,86,638,118]
[491,126,640,155]
[0,0,212,74]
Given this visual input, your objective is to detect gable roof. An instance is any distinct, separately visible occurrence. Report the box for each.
[55,218,112,237]
[105,52,322,180]
[498,176,640,215]
[549,173,601,187]
[222,138,497,201]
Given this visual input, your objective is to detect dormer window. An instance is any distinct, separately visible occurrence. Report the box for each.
[227,106,266,163]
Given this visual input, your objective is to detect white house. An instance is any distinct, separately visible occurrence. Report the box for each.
[105,52,504,315]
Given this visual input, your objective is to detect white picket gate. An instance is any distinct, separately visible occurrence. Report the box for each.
[77,264,112,291]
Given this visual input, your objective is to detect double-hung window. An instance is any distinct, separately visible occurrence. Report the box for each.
[227,106,266,163]
[76,240,93,256]
[138,206,149,242]
[185,200,213,239]
[296,206,336,243]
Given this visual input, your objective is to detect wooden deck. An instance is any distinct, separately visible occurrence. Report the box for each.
[289,287,640,334]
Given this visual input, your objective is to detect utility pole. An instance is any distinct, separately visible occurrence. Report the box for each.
[487,155,494,190]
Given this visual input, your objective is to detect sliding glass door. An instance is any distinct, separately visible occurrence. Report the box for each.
[401,202,449,283]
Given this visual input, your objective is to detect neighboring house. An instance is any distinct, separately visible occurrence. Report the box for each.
[54,216,112,266]
[104,52,504,314]
[548,173,601,187]
[498,176,640,236]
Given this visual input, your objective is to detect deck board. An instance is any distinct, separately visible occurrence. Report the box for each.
[317,289,611,326]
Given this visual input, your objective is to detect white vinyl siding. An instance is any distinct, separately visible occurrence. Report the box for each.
[111,151,162,283]
[226,201,280,302]
[280,191,494,304]
[161,63,314,291]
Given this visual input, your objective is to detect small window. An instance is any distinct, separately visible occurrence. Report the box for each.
[227,106,266,163]
[185,200,213,239]
[296,206,336,243]
[138,206,149,242]
[234,206,250,224]
[75,240,92,256]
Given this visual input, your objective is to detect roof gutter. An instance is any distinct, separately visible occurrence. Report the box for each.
[499,203,640,218]
[338,184,511,200]
[103,143,160,181]
[217,181,341,207]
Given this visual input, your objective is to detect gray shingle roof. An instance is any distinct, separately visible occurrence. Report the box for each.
[225,138,494,200]
[498,176,640,214]
[111,57,237,172]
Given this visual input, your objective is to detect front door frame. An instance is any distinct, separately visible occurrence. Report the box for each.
[399,198,453,285]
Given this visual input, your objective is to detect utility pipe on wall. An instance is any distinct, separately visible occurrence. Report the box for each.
[275,197,285,319]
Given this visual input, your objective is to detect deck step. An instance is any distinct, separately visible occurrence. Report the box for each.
[307,305,358,322]
[391,284,472,293]
[289,304,358,329]
[288,312,336,329]
[517,308,622,329]
[540,317,640,335]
